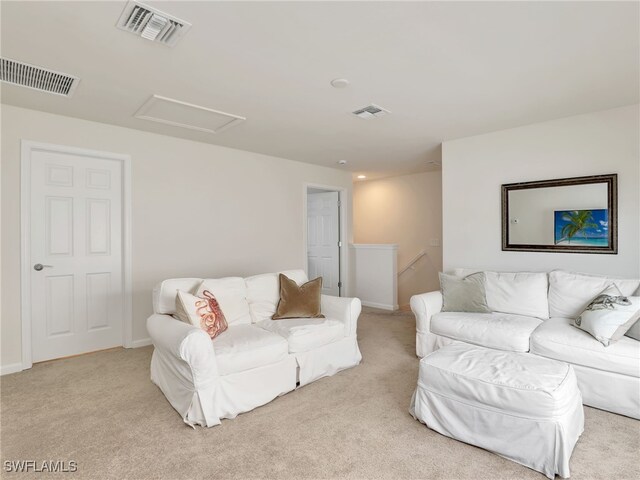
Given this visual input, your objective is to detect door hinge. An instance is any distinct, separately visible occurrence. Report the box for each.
[338,281,342,288]
[338,241,342,247]
[337,200,341,207]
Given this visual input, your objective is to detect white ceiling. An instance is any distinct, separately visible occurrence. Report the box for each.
[1,1,638,179]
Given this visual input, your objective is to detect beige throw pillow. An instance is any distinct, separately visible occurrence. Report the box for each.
[175,290,228,339]
[272,274,325,320]
[440,272,491,313]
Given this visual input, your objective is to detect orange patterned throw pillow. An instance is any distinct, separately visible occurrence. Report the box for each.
[175,290,228,339]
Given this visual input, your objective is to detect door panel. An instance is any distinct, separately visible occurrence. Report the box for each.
[86,272,111,330]
[46,196,74,255]
[87,199,111,254]
[307,191,340,296]
[45,275,74,336]
[30,149,124,362]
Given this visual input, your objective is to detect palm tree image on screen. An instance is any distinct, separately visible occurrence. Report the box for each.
[554,209,608,246]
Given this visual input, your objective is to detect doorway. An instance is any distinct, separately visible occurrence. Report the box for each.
[21,141,132,369]
[304,185,344,296]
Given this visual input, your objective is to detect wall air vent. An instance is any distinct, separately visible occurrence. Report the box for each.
[0,58,79,97]
[352,104,391,119]
[117,1,191,47]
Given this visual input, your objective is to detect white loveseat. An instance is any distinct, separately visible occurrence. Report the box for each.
[147,269,362,427]
[412,269,640,419]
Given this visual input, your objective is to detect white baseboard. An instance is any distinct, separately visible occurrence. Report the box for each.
[130,337,153,348]
[361,301,398,311]
[1,363,24,376]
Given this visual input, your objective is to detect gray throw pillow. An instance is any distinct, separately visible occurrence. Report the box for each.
[440,272,491,313]
[625,317,640,341]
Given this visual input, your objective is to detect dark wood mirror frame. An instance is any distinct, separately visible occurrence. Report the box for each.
[502,174,618,254]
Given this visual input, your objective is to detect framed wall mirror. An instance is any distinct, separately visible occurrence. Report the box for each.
[502,174,617,254]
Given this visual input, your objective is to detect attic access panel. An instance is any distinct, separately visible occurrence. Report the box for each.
[134,95,246,134]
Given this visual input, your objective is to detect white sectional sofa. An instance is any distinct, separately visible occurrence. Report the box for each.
[412,269,640,419]
[147,269,362,427]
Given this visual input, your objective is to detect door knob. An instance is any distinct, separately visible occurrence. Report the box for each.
[33,264,53,271]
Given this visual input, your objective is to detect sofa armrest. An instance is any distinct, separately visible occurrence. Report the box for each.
[410,291,442,335]
[321,295,362,337]
[147,314,219,385]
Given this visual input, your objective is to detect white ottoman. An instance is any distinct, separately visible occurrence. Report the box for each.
[410,343,584,479]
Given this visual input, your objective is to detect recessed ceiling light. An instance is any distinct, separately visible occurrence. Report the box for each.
[331,78,350,89]
[337,160,347,165]
[357,175,367,179]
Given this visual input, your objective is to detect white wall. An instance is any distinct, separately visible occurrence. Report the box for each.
[353,171,443,306]
[443,104,640,277]
[1,105,353,368]
[351,244,398,310]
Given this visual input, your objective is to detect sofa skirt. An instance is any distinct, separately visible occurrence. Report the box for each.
[151,349,297,427]
[410,385,584,479]
[416,330,457,358]
[572,364,640,419]
[294,335,362,387]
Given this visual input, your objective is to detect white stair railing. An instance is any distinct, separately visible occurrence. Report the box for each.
[398,250,426,276]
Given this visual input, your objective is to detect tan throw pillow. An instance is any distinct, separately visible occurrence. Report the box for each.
[175,290,228,339]
[272,274,325,320]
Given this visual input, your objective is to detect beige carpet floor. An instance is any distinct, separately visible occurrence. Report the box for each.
[1,308,639,479]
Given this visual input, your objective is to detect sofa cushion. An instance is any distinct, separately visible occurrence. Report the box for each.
[484,272,549,319]
[548,270,640,319]
[153,278,202,314]
[212,324,289,376]
[453,269,549,319]
[530,318,640,378]
[245,270,308,323]
[257,318,344,353]
[430,312,543,353]
[196,277,251,325]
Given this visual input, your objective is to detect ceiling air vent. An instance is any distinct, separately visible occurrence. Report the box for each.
[116,1,191,47]
[0,58,79,97]
[352,104,391,119]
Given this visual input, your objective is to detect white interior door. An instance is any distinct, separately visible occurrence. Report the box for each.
[307,191,340,296]
[29,148,124,362]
